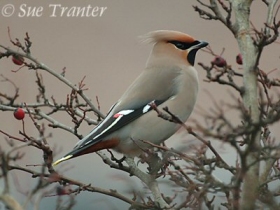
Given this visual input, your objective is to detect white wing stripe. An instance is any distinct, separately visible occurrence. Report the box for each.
[91,115,123,141]
[142,104,151,113]
[118,110,134,115]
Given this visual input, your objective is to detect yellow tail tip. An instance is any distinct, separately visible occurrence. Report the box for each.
[52,155,73,166]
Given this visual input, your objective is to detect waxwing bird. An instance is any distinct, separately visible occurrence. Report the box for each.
[53,30,208,166]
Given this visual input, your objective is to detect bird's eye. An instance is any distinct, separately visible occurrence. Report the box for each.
[174,42,186,50]
[168,41,190,50]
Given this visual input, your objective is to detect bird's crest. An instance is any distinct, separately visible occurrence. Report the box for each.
[140,30,195,44]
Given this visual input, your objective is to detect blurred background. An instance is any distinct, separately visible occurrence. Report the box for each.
[1,1,279,209]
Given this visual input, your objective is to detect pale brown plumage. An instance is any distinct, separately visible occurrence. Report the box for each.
[53,30,208,166]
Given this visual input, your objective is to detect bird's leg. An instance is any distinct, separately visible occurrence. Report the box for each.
[135,139,171,177]
[107,149,126,167]
[148,150,171,177]
[146,151,162,175]
[138,149,168,177]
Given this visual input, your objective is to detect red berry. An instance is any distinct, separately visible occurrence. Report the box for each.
[211,56,227,67]
[14,108,25,120]
[12,55,24,66]
[236,53,243,65]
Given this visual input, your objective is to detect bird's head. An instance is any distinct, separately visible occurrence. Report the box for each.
[142,30,208,66]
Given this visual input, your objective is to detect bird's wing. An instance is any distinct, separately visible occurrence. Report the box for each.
[52,66,181,165]
[74,99,165,149]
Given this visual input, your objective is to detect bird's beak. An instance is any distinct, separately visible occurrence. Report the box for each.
[196,41,208,49]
